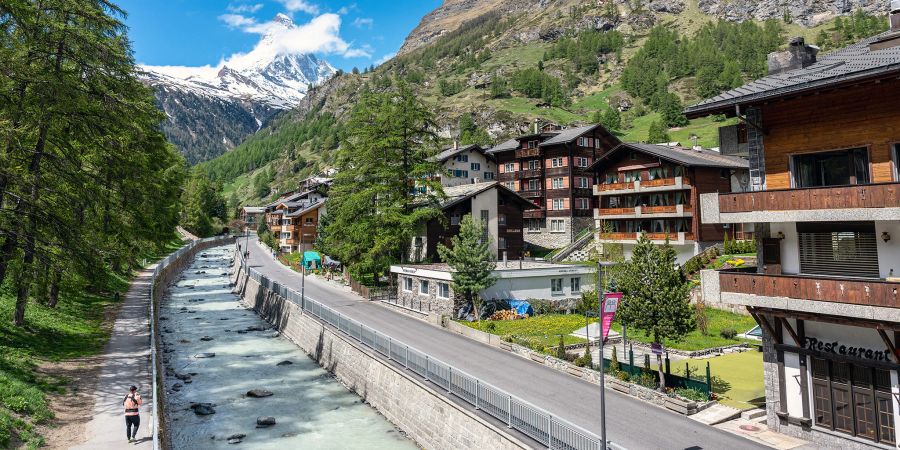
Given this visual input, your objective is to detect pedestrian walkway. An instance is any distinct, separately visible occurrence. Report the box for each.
[71,267,156,449]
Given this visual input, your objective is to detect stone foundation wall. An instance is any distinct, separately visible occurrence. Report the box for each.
[232,265,528,450]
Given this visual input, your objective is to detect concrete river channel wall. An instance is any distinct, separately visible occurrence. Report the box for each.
[156,243,415,449]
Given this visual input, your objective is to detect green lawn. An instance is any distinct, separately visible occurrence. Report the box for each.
[458,314,594,351]
[620,112,736,148]
[673,351,765,410]
[610,308,757,351]
[0,235,182,448]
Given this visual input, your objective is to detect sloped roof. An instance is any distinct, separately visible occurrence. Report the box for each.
[284,199,326,218]
[590,143,748,171]
[486,138,520,155]
[538,124,599,147]
[685,31,900,117]
[430,144,482,162]
[441,181,537,210]
[242,206,264,214]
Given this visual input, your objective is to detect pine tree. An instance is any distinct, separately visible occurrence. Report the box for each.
[659,92,688,127]
[615,235,695,390]
[324,83,444,279]
[601,108,622,131]
[437,215,497,324]
[647,120,670,144]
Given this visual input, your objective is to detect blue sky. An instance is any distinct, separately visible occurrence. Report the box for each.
[117,0,441,72]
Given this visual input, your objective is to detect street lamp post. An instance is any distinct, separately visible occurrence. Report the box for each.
[597,260,607,450]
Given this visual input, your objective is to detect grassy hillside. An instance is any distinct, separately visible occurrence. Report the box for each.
[206,0,887,207]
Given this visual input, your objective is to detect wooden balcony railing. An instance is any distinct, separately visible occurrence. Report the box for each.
[515,148,540,159]
[598,232,694,241]
[719,271,900,308]
[573,187,593,197]
[600,207,636,216]
[642,205,677,214]
[599,182,631,191]
[523,209,546,219]
[545,166,570,177]
[600,232,637,240]
[719,182,900,213]
[520,190,542,198]
[515,169,543,179]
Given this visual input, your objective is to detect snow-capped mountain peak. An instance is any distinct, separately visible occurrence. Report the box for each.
[140,13,335,109]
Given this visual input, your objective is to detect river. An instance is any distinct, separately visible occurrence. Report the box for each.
[160,244,415,449]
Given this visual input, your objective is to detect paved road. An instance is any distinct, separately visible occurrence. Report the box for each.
[72,267,155,450]
[245,238,768,450]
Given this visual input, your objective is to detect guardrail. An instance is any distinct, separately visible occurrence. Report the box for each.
[149,235,232,450]
[236,249,618,450]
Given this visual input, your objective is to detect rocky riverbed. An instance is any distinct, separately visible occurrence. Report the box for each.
[160,245,414,449]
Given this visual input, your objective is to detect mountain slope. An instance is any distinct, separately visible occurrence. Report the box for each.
[141,13,336,165]
[208,0,889,205]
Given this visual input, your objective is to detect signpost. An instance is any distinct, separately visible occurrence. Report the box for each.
[597,260,622,450]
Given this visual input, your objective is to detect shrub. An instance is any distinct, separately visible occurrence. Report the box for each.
[485,321,497,332]
[694,302,709,336]
[616,371,631,382]
[675,387,709,402]
[556,335,567,360]
[609,347,620,373]
[636,372,658,389]
[529,299,553,315]
[720,328,737,339]
[575,350,593,368]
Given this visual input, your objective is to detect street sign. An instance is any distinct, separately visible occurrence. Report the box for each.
[601,292,622,342]
[651,343,663,355]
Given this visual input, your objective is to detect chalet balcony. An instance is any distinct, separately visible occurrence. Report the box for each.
[703,269,900,319]
[523,209,546,219]
[520,190,542,198]
[572,187,593,197]
[515,169,543,179]
[545,166,570,177]
[594,204,693,219]
[701,182,900,223]
[595,176,692,196]
[515,148,540,159]
[597,231,694,245]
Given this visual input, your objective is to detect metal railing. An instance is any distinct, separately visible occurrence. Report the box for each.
[149,235,232,450]
[235,249,616,450]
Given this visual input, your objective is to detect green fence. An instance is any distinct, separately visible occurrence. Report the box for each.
[598,345,712,399]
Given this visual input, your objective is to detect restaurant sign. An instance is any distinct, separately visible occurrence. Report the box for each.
[804,337,893,362]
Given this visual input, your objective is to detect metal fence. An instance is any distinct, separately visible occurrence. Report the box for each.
[236,249,616,450]
[149,236,232,450]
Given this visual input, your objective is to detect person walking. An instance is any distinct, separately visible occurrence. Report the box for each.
[123,385,142,443]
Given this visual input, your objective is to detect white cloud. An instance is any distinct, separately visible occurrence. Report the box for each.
[375,52,396,65]
[276,0,319,14]
[227,3,263,13]
[352,17,373,28]
[219,13,256,28]
[141,64,221,80]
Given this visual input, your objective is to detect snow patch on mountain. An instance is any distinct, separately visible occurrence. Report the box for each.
[140,14,336,109]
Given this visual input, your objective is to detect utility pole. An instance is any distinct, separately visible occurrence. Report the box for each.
[597,260,607,450]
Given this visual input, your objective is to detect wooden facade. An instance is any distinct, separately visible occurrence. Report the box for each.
[719,182,900,213]
[720,271,900,309]
[759,78,900,190]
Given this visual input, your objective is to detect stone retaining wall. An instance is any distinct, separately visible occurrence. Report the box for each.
[232,260,529,450]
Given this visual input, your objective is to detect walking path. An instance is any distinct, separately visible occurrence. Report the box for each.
[71,267,156,449]
[246,238,769,450]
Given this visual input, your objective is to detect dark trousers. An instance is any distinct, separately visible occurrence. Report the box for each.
[126,415,140,439]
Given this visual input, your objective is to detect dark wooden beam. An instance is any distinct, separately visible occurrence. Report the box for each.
[749,308,780,344]
[751,307,900,331]
[877,329,900,364]
[781,317,802,346]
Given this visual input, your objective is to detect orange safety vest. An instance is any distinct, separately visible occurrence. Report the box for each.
[124,393,142,416]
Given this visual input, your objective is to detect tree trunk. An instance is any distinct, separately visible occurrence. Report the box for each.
[472,294,482,326]
[47,269,61,308]
[655,333,666,391]
[0,233,17,286]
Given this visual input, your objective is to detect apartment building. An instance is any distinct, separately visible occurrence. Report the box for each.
[239,206,265,231]
[692,21,900,449]
[431,143,497,187]
[487,124,620,250]
[264,187,328,253]
[591,143,749,264]
[409,181,536,262]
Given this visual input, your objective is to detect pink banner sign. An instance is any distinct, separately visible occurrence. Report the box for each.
[601,292,623,342]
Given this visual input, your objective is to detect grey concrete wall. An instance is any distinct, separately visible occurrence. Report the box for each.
[232,263,529,450]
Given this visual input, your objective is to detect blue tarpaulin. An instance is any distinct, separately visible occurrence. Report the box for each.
[507,300,534,317]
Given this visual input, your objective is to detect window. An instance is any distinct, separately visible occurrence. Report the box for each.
[526,219,542,232]
[499,237,507,249]
[624,170,641,182]
[629,151,637,160]
[811,357,895,445]
[527,140,539,149]
[403,277,413,292]
[552,198,565,210]
[575,157,590,167]
[454,154,469,162]
[305,217,314,225]
[674,166,685,177]
[550,219,565,233]
[483,171,494,180]
[798,222,879,278]
[437,282,450,299]
[505,181,516,191]
[450,214,461,226]
[894,144,900,181]
[419,280,429,295]
[648,167,669,180]
[793,148,870,188]
[504,163,516,173]
[551,278,563,294]
[499,214,507,226]
[528,159,541,170]
[280,232,291,239]
[471,162,481,171]
[570,277,581,293]
[528,179,540,191]
[576,198,590,209]
[605,173,619,184]
[552,178,564,189]
[576,177,590,188]
[578,137,594,148]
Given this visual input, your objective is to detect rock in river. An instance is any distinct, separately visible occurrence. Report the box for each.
[191,403,216,415]
[256,416,276,427]
[195,353,216,358]
[276,360,293,366]
[247,389,273,398]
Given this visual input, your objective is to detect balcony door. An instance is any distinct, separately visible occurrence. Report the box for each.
[797,222,879,278]
[792,148,870,188]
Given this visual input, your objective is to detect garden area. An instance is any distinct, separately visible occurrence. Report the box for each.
[671,351,765,410]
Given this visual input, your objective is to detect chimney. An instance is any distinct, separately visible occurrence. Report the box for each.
[767,37,818,75]
[533,119,540,134]
[892,0,900,32]
[453,140,458,150]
